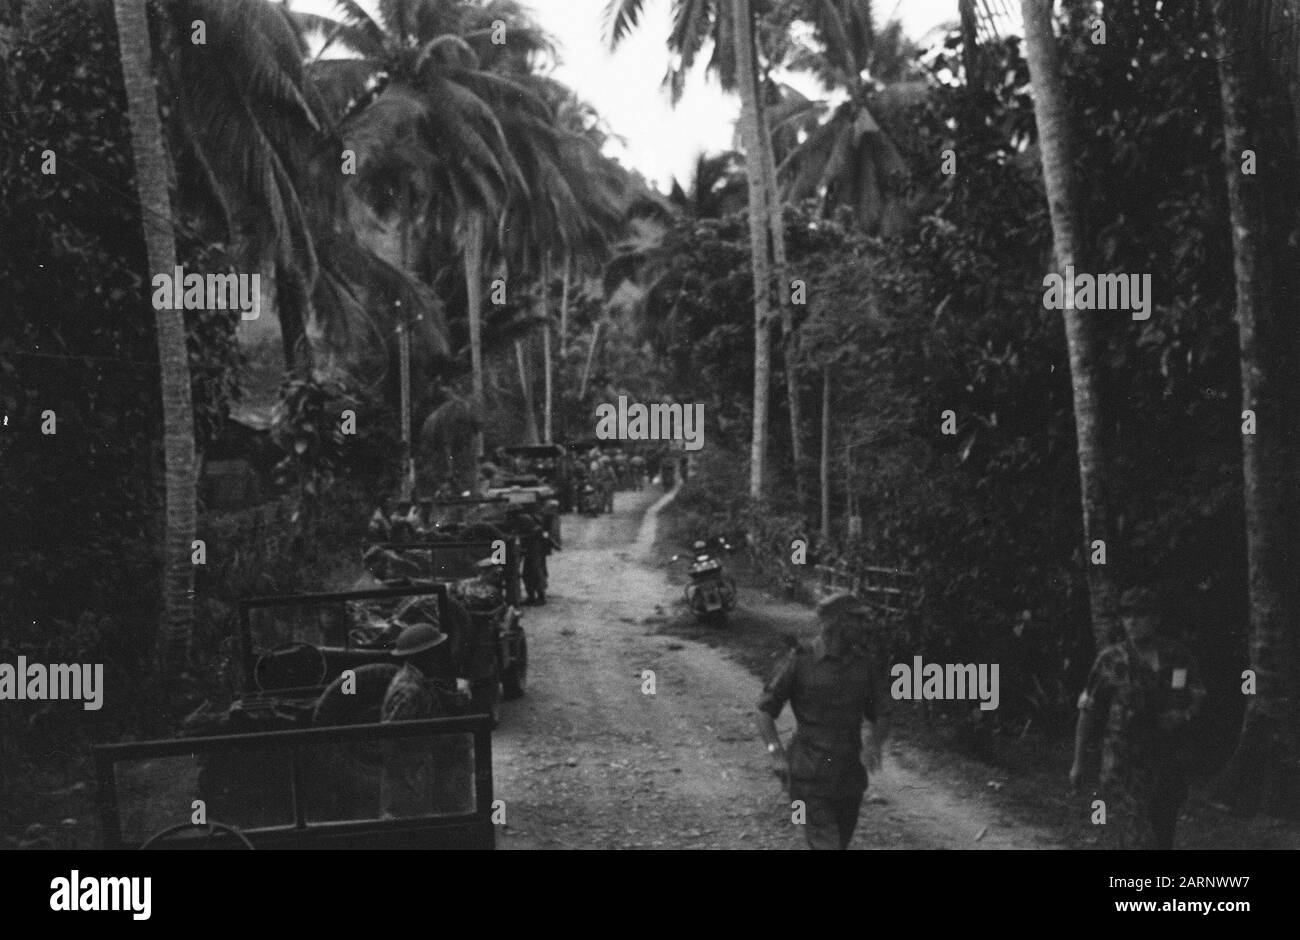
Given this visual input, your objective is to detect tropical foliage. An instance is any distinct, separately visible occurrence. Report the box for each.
[4,0,1300,834]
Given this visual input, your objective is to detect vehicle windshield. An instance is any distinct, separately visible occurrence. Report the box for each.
[241,587,446,669]
[98,720,481,847]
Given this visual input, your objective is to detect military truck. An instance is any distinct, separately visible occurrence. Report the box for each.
[94,584,496,849]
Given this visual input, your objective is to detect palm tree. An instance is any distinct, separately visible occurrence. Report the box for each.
[607,0,790,498]
[113,0,196,678]
[292,0,545,464]
[729,0,776,497]
[158,0,329,376]
[673,151,749,219]
[774,1,921,235]
[531,84,627,445]
[473,68,625,449]
[1208,0,1300,818]
[1019,0,1119,650]
[154,0,452,419]
[769,2,927,505]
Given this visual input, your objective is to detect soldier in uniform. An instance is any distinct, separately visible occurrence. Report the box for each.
[755,591,887,849]
[504,506,548,605]
[380,623,473,817]
[475,461,499,496]
[1070,586,1206,849]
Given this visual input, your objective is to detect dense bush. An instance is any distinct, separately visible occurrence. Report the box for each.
[653,5,1249,753]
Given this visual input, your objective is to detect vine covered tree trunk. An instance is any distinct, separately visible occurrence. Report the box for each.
[1020,0,1120,649]
[732,0,772,499]
[114,0,196,679]
[1210,0,1300,818]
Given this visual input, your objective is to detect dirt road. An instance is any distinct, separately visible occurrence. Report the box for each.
[493,488,1062,849]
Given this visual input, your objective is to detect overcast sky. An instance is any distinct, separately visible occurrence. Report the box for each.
[537,0,960,189]
[295,0,963,190]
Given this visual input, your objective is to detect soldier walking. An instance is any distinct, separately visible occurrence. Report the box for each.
[755,592,888,849]
[504,506,548,605]
[1070,586,1206,849]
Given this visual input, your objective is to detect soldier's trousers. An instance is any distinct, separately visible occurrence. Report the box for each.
[522,552,546,597]
[801,792,864,850]
[1103,772,1188,850]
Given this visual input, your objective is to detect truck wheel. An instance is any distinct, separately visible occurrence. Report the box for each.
[502,634,528,700]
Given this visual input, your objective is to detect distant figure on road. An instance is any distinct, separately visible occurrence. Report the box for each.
[755,591,887,849]
[1070,586,1205,849]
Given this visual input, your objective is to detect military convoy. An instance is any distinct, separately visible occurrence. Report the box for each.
[95,583,495,849]
[94,441,661,849]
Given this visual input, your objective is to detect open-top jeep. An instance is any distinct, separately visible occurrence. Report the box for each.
[368,537,528,725]
[94,583,496,849]
[95,716,494,849]
[498,443,571,513]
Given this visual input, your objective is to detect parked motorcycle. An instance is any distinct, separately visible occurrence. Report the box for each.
[672,535,738,623]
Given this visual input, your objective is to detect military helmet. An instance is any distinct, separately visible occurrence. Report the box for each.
[391,622,449,656]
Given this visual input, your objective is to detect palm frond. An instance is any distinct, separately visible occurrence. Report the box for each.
[604,0,650,49]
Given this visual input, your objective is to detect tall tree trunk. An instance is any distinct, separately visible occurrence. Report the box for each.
[542,325,553,444]
[732,0,772,500]
[755,52,805,508]
[398,195,414,498]
[275,259,313,377]
[541,255,553,444]
[579,319,602,402]
[958,0,981,86]
[114,0,195,680]
[1021,0,1120,650]
[516,338,540,445]
[820,367,831,536]
[1210,1,1300,817]
[560,252,571,358]
[464,215,485,462]
[843,443,853,535]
